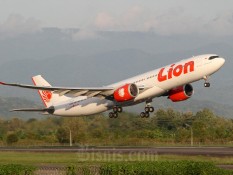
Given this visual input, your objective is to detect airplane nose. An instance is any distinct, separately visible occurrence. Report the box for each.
[218,57,225,66]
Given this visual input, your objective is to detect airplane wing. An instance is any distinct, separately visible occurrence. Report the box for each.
[0,82,146,98]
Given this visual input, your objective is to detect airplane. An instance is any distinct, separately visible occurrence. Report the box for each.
[0,54,225,118]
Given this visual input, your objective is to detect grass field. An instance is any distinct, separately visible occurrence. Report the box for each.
[0,151,233,166]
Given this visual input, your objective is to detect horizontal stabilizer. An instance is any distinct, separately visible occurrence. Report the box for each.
[11,106,55,114]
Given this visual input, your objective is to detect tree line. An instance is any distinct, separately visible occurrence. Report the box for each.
[0,108,232,146]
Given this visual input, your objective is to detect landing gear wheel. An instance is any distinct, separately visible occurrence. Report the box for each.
[204,82,210,87]
[113,113,118,118]
[145,112,150,118]
[113,107,118,113]
[140,112,146,118]
[109,112,114,118]
[141,100,154,118]
[145,107,154,113]
[109,112,118,118]
[117,107,123,113]
[149,107,154,112]
[203,76,210,88]
[145,107,150,113]
[140,112,150,118]
[110,106,122,118]
[113,106,123,113]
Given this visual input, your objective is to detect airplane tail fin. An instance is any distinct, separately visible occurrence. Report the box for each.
[32,75,70,107]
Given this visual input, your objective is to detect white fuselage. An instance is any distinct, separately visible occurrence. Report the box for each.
[52,54,225,116]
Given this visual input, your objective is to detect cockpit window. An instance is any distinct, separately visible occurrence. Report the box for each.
[208,56,219,60]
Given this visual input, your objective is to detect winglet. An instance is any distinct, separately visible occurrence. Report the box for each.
[0,82,6,85]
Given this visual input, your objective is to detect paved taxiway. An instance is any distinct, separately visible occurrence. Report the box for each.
[0,147,233,156]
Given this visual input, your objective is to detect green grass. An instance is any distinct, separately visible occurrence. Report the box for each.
[159,155,233,165]
[0,152,80,165]
[0,151,233,166]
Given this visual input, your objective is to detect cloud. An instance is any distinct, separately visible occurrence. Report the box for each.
[143,9,233,36]
[0,14,41,39]
[121,5,144,31]
[72,29,102,40]
[92,6,233,36]
[143,8,201,35]
[202,13,233,36]
[95,12,115,30]
[94,6,144,31]
[123,5,143,23]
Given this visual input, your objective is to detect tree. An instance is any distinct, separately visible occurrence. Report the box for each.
[0,120,6,140]
[192,109,216,143]
[56,128,69,143]
[6,133,18,145]
[0,128,6,140]
[154,108,180,130]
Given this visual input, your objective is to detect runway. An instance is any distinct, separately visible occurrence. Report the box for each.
[0,147,233,156]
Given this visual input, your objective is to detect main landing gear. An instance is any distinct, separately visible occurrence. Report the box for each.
[140,101,154,118]
[203,76,210,87]
[109,106,122,118]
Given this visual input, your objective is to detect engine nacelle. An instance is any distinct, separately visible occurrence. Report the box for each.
[114,83,139,102]
[168,84,194,102]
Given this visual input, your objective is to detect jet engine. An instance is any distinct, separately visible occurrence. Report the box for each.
[168,84,194,102]
[114,83,139,102]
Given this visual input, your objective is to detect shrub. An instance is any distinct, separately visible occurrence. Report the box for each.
[99,161,232,175]
[66,165,76,175]
[0,164,36,175]
[66,165,96,175]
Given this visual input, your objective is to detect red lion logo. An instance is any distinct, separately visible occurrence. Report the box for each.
[41,91,52,102]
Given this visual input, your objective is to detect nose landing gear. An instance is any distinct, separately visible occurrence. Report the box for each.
[203,76,210,87]
[204,82,210,87]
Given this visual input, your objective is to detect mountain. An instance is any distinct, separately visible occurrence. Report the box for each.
[0,96,233,120]
[0,28,224,64]
[0,47,231,106]
[0,28,232,116]
[125,97,233,118]
[0,97,44,120]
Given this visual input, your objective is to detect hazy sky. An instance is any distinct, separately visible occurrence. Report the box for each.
[1,0,233,36]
